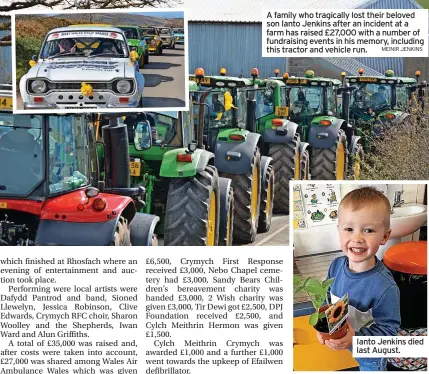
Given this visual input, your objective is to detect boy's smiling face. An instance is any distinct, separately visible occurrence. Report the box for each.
[338,206,391,272]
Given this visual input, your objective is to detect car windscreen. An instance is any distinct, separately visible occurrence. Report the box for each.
[41,31,129,58]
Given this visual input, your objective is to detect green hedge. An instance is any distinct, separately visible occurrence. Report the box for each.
[16,36,42,86]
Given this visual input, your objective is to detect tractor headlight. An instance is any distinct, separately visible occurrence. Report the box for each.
[116,80,132,94]
[31,80,47,94]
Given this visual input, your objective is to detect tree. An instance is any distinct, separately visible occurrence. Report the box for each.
[0,0,182,12]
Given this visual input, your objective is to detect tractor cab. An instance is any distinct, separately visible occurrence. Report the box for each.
[280,70,343,130]
[344,69,417,124]
[343,69,419,148]
[0,108,158,246]
[0,113,92,201]
[190,68,256,152]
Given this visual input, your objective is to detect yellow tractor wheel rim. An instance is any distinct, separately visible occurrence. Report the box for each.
[336,142,346,180]
[266,176,272,215]
[354,153,361,180]
[226,207,232,245]
[251,166,259,223]
[294,150,301,180]
[207,191,216,246]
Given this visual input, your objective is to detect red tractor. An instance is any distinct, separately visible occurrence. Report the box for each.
[0,110,158,246]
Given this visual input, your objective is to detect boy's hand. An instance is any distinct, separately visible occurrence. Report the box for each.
[325,319,355,350]
[316,331,325,345]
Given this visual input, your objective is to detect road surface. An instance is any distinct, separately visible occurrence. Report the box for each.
[141,44,186,108]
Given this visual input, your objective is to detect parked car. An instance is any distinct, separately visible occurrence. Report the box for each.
[117,25,149,68]
[19,25,144,109]
[157,27,175,49]
[172,27,184,45]
[140,26,163,55]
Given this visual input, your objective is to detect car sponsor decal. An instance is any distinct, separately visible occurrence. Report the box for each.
[48,31,124,41]
[44,61,120,71]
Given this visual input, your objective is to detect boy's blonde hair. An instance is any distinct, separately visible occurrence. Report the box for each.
[339,187,391,228]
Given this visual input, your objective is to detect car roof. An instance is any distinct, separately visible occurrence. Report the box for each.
[49,25,124,33]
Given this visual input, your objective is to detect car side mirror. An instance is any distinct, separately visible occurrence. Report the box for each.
[134,121,152,151]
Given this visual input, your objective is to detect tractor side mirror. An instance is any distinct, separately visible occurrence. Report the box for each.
[134,121,152,151]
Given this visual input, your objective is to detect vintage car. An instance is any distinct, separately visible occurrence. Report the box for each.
[157,27,175,49]
[140,26,163,55]
[172,28,184,45]
[117,25,149,68]
[19,25,144,110]
[0,84,13,111]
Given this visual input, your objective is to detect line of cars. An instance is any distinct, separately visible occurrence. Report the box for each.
[19,23,184,110]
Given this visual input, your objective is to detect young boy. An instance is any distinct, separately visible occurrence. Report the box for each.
[317,187,401,371]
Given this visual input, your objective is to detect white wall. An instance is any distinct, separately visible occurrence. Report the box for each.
[293,183,427,257]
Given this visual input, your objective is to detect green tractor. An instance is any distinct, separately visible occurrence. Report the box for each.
[342,69,421,152]
[249,68,309,212]
[275,70,359,180]
[190,68,275,243]
[93,81,234,246]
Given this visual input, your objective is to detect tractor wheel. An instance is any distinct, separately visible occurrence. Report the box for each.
[144,51,149,65]
[311,130,347,180]
[258,164,274,233]
[221,148,261,243]
[218,177,234,246]
[112,216,131,246]
[268,133,299,214]
[349,144,364,180]
[300,148,311,180]
[164,165,220,246]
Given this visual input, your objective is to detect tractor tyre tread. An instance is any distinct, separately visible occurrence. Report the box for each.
[311,130,347,180]
[268,133,299,214]
[221,148,261,243]
[164,165,219,246]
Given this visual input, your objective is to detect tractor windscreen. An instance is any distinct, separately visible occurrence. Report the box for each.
[289,86,324,118]
[197,89,247,129]
[121,112,182,147]
[48,115,89,195]
[0,114,44,197]
[249,88,275,119]
[351,83,393,110]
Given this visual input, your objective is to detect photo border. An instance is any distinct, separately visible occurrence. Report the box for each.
[11,7,189,114]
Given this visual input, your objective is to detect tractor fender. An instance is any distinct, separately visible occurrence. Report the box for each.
[40,190,134,223]
[35,216,121,246]
[263,119,299,144]
[129,212,159,246]
[349,135,362,154]
[260,156,273,187]
[214,132,261,174]
[299,141,310,155]
[160,148,214,178]
[218,177,233,243]
[308,118,346,149]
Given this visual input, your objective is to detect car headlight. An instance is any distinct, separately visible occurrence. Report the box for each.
[31,80,47,94]
[176,37,180,40]
[116,80,132,94]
